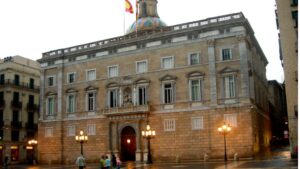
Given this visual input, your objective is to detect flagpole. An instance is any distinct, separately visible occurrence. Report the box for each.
[135,0,138,35]
[124,1,126,35]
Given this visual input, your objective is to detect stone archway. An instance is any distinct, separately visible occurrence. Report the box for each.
[121,126,136,161]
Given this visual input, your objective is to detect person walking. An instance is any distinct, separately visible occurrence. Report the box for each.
[100,155,106,169]
[116,155,121,169]
[75,154,86,169]
[105,155,111,169]
[111,154,117,169]
[3,155,8,169]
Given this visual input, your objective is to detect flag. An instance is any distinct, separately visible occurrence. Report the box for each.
[125,0,134,14]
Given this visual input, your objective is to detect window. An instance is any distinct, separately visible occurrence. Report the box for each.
[224,114,237,127]
[223,75,236,98]
[14,74,20,86]
[48,76,54,86]
[189,53,200,65]
[46,96,55,115]
[137,86,148,105]
[67,72,76,84]
[136,60,147,73]
[0,74,4,85]
[192,117,204,130]
[29,78,34,89]
[189,79,202,101]
[163,82,174,104]
[161,56,174,69]
[221,48,232,60]
[87,124,96,135]
[164,119,175,131]
[109,88,119,108]
[86,92,96,111]
[67,94,76,113]
[291,0,298,6]
[11,130,19,141]
[108,65,118,78]
[292,11,298,28]
[86,69,96,81]
[45,127,53,137]
[67,126,76,136]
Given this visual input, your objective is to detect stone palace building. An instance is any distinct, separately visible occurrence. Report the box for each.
[37,0,271,164]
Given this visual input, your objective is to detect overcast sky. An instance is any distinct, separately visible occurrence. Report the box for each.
[0,0,283,82]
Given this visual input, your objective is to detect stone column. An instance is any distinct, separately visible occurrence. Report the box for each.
[57,66,63,119]
[135,120,142,162]
[107,121,112,155]
[113,122,119,155]
[207,39,217,106]
[39,70,45,121]
[237,35,250,101]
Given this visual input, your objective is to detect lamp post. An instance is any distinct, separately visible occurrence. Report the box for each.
[75,130,88,155]
[218,124,231,162]
[141,124,155,164]
[28,139,38,164]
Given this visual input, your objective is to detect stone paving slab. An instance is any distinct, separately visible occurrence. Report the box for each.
[0,159,297,169]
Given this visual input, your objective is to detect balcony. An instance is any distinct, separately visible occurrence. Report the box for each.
[0,79,39,92]
[27,103,39,112]
[11,121,22,129]
[25,123,38,131]
[11,101,22,109]
[0,100,5,109]
[103,104,150,115]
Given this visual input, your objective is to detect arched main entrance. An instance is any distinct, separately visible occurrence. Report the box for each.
[121,126,136,161]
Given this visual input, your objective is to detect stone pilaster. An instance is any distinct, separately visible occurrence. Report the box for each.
[57,66,63,119]
[135,120,142,162]
[39,70,45,120]
[107,121,112,153]
[237,35,250,101]
[207,39,217,106]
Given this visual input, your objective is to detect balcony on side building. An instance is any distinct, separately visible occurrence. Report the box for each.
[0,79,39,93]
[11,121,22,129]
[27,103,39,112]
[0,120,4,128]
[11,101,22,109]
[103,104,150,115]
[0,100,5,109]
[25,122,38,131]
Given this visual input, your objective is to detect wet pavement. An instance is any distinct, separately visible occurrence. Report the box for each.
[0,159,297,169]
[0,146,298,169]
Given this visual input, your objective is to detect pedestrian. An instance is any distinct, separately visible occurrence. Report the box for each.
[4,155,8,169]
[111,154,117,169]
[116,155,121,169]
[105,155,111,169]
[75,154,86,169]
[100,155,106,169]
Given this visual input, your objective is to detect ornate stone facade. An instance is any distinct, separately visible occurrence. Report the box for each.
[0,56,40,164]
[275,0,298,157]
[37,12,271,164]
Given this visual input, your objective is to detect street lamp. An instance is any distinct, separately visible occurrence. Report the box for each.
[75,129,88,155]
[28,139,38,164]
[141,124,155,164]
[218,124,231,161]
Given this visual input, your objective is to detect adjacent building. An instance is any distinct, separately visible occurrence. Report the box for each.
[268,80,288,144]
[275,0,298,157]
[0,56,40,164]
[38,0,271,164]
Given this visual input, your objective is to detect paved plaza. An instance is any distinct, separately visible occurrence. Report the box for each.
[1,146,298,169]
[0,159,298,169]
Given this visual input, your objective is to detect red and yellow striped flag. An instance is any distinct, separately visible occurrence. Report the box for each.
[125,0,134,14]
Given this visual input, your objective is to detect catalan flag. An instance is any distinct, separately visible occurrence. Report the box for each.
[125,0,134,14]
